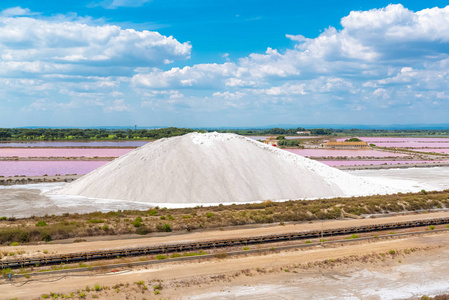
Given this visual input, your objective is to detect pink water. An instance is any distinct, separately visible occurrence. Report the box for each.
[336,137,449,142]
[336,137,449,148]
[0,141,149,147]
[319,160,445,167]
[369,142,449,148]
[246,136,316,140]
[0,161,109,177]
[412,149,449,154]
[0,148,132,158]
[284,149,409,158]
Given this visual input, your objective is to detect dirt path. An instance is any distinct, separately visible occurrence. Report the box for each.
[2,232,448,299]
[2,210,449,259]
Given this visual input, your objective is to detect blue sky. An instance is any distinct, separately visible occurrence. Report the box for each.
[0,1,449,127]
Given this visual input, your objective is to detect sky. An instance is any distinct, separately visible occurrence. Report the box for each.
[0,1,449,128]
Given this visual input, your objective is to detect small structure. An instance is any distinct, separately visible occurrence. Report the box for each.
[296,131,311,136]
[323,141,368,149]
[263,136,278,146]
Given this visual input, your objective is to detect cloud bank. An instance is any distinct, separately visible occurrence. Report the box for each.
[1,4,449,126]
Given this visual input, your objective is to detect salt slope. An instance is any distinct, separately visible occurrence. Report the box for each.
[54,133,398,204]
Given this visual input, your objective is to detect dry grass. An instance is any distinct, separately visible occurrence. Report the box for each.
[1,189,449,244]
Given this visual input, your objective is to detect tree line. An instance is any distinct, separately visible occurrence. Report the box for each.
[0,127,198,141]
[0,126,447,141]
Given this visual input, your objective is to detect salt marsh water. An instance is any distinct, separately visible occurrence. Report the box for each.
[0,141,149,147]
[285,149,408,157]
[0,161,108,177]
[337,137,449,148]
[0,148,132,157]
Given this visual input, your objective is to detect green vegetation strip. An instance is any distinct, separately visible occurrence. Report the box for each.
[2,190,449,245]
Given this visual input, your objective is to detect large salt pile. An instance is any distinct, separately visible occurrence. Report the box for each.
[54,132,397,204]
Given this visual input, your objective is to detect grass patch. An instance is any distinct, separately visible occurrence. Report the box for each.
[183,250,207,257]
[155,255,168,260]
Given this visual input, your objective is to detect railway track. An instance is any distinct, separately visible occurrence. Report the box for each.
[2,216,449,269]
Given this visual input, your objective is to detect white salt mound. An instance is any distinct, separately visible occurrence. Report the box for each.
[54,132,398,204]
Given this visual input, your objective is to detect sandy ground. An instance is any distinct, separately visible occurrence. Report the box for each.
[349,166,449,192]
[2,232,449,299]
[2,210,449,259]
[1,166,449,218]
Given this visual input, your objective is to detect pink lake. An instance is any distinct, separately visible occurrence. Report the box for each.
[336,137,449,148]
[246,136,317,140]
[412,149,449,154]
[0,148,132,158]
[337,137,449,142]
[319,160,445,167]
[0,161,109,177]
[284,149,409,158]
[0,141,149,147]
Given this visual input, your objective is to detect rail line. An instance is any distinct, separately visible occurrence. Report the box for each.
[2,216,449,269]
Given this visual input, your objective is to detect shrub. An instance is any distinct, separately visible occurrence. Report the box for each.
[421,189,427,195]
[156,223,172,232]
[136,226,151,235]
[36,220,47,227]
[155,255,168,260]
[206,212,213,218]
[87,219,104,224]
[243,246,250,251]
[0,216,7,221]
[430,225,435,230]
[170,253,181,258]
[133,220,142,227]
[148,209,158,216]
[10,242,19,246]
[389,250,396,255]
[41,232,52,242]
[94,284,101,291]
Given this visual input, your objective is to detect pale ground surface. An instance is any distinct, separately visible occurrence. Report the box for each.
[2,210,449,261]
[2,166,449,218]
[2,232,449,299]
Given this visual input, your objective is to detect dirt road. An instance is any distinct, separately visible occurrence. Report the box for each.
[2,231,448,299]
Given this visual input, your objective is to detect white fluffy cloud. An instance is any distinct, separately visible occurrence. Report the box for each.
[93,0,151,9]
[2,4,449,126]
[131,4,449,123]
[1,6,36,16]
[0,15,190,71]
